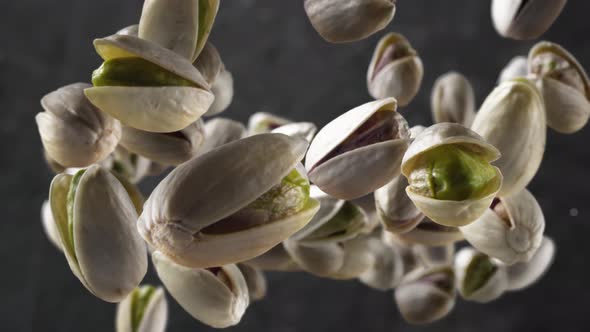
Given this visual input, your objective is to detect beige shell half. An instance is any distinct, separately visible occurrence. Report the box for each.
[271,122,318,143]
[491,0,567,40]
[237,263,267,301]
[375,175,424,234]
[391,218,464,246]
[41,200,63,251]
[498,56,528,83]
[290,185,345,241]
[431,71,476,127]
[116,286,168,332]
[193,42,223,84]
[506,236,555,291]
[454,247,508,303]
[206,69,234,116]
[198,118,247,155]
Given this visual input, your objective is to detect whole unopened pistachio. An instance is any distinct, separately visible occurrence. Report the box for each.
[528,41,590,133]
[460,188,545,265]
[304,0,395,43]
[498,56,528,83]
[506,236,555,291]
[367,33,423,106]
[237,263,267,301]
[392,218,464,246]
[358,235,404,290]
[413,244,455,267]
[152,251,249,328]
[431,72,476,127]
[454,247,508,303]
[271,122,318,143]
[116,285,168,332]
[248,112,292,136]
[306,98,410,200]
[472,78,545,197]
[85,34,213,133]
[41,200,62,251]
[36,83,121,168]
[492,0,567,40]
[394,266,456,325]
[402,123,503,227]
[198,118,247,155]
[49,165,147,302]
[138,134,319,268]
[375,175,424,234]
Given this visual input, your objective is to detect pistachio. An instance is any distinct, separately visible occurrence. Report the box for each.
[306,98,410,200]
[498,56,528,83]
[92,58,198,88]
[243,243,301,272]
[36,83,122,168]
[43,149,66,174]
[392,217,464,246]
[198,118,247,155]
[116,25,139,37]
[116,285,168,332]
[413,244,455,267]
[49,165,147,302]
[454,247,508,303]
[431,71,475,127]
[358,233,404,290]
[110,146,157,184]
[193,42,223,85]
[207,69,234,116]
[367,33,423,106]
[506,236,555,291]
[491,0,567,40]
[41,200,63,251]
[237,263,268,301]
[375,175,424,234]
[248,112,292,136]
[271,122,318,143]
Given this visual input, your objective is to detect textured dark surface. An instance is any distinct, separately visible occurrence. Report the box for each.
[2,0,590,331]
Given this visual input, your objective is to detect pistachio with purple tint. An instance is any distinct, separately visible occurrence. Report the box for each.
[491,0,567,40]
[116,285,168,332]
[454,247,508,303]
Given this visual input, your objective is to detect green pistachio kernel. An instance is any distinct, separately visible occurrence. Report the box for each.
[409,144,497,201]
[305,202,364,241]
[131,285,157,332]
[463,253,497,297]
[66,169,86,259]
[91,57,197,87]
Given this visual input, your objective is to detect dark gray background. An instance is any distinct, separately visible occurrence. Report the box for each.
[1,0,589,331]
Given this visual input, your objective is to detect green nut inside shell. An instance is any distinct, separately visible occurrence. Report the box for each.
[131,285,157,332]
[462,253,497,297]
[304,201,365,241]
[92,57,198,87]
[408,144,498,201]
[65,169,86,261]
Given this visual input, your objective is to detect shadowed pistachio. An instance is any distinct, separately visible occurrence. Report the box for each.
[120,120,205,166]
[491,0,567,40]
[472,79,545,197]
[43,149,66,174]
[49,165,147,302]
[306,98,410,200]
[138,0,219,61]
[138,134,319,268]
[271,122,318,143]
[117,25,139,36]
[528,41,590,133]
[41,200,62,251]
[413,244,455,267]
[193,42,222,84]
[198,118,246,155]
[460,189,545,265]
[243,243,301,272]
[116,285,168,332]
[85,34,213,133]
[431,72,475,127]
[207,69,234,116]
[36,83,122,168]
[248,112,292,136]
[498,56,528,83]
[359,234,404,290]
[367,33,423,106]
[392,217,464,246]
[375,175,424,234]
[152,252,249,328]
[454,247,508,303]
[402,123,502,227]
[506,236,555,291]
[237,263,267,301]
[304,0,395,43]
[394,266,456,325]
[110,146,156,184]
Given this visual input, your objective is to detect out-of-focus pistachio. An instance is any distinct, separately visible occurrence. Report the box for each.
[243,243,301,272]
[198,118,247,155]
[413,244,455,267]
[193,42,234,116]
[491,0,567,40]
[375,175,424,234]
[271,122,318,143]
[110,146,157,184]
[41,200,62,251]
[116,285,168,332]
[431,72,475,127]
[358,234,404,290]
[498,56,528,83]
[248,112,292,136]
[454,247,508,303]
[237,263,267,301]
[392,217,464,246]
[117,25,139,36]
[506,236,555,291]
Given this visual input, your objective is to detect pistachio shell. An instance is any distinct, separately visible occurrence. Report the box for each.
[110,146,155,184]
[392,218,464,246]
[36,83,122,168]
[41,200,63,251]
[431,71,475,127]
[138,134,319,268]
[116,286,168,332]
[491,0,567,40]
[206,69,234,116]
[460,188,545,265]
[306,98,410,200]
[506,236,555,291]
[271,122,318,143]
[304,0,395,43]
[243,243,301,272]
[498,56,528,83]
[237,263,268,301]
[290,185,345,241]
[454,247,508,303]
[375,175,424,234]
[152,252,249,328]
[247,112,292,135]
[117,25,139,36]
[198,118,247,155]
[193,42,223,85]
[413,244,455,267]
[358,235,404,290]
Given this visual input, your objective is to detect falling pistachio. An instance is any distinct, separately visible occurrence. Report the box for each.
[193,42,234,116]
[491,0,567,40]
[237,263,268,301]
[413,244,455,267]
[198,118,247,155]
[41,200,62,251]
[454,247,508,303]
[498,56,528,83]
[431,71,476,127]
[116,285,168,332]
[506,236,555,291]
[248,112,292,136]
[271,122,318,143]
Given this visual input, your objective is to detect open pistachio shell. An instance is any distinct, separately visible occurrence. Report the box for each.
[41,200,63,251]
[138,134,319,268]
[491,0,567,40]
[138,0,219,61]
[472,79,545,197]
[116,285,168,332]
[290,185,344,240]
[49,165,147,302]
[271,122,318,143]
[454,247,508,303]
[402,123,503,227]
[506,236,555,291]
[243,243,301,272]
[367,33,423,106]
[36,83,122,168]
[394,266,456,325]
[358,235,404,290]
[498,56,528,83]
[306,98,410,200]
[460,188,545,265]
[237,263,268,301]
[198,118,247,155]
[431,71,475,127]
[391,217,464,246]
[85,34,213,133]
[413,244,455,267]
[528,41,590,133]
[375,175,424,234]
[247,112,292,136]
[304,0,395,43]
[152,251,249,328]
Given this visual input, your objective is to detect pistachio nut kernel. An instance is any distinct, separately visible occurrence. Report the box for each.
[300,201,366,243]
[462,253,498,297]
[131,286,157,331]
[116,285,168,332]
[530,51,586,95]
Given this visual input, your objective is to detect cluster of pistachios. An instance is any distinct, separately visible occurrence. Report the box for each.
[36,0,579,330]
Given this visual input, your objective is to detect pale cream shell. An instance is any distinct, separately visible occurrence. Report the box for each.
[198,117,247,155]
[243,244,301,272]
[358,235,404,290]
[491,0,567,40]
[454,247,508,303]
[237,263,267,301]
[506,236,555,291]
[247,112,292,136]
[116,286,168,332]
[498,56,528,83]
[41,200,63,251]
[431,71,475,127]
[271,122,318,143]
[206,69,234,116]
[375,175,424,234]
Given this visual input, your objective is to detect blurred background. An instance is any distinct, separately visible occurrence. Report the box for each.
[1,0,589,331]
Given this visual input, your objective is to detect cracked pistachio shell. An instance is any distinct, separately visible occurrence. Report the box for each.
[367,33,424,106]
[138,134,319,268]
[152,251,249,328]
[460,188,545,265]
[413,244,455,268]
[237,263,267,301]
[49,165,147,302]
[271,122,318,143]
[36,83,122,168]
[506,236,555,291]
[138,0,219,61]
[41,200,62,251]
[431,72,475,127]
[358,235,404,290]
[198,118,247,155]
[528,41,590,133]
[401,123,503,227]
[472,79,546,197]
[375,175,424,234]
[391,218,464,246]
[116,285,168,332]
[498,56,528,83]
[117,25,139,36]
[206,69,234,116]
[454,247,508,303]
[120,119,205,166]
[491,0,567,40]
[85,34,213,133]
[394,266,456,325]
[247,112,292,136]
[244,243,301,272]
[306,98,410,200]
[304,0,395,43]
